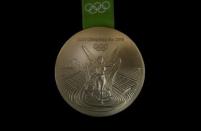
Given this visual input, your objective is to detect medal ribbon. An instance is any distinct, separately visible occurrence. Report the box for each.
[82,0,114,29]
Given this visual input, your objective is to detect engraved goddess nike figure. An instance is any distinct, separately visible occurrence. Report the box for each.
[82,44,121,104]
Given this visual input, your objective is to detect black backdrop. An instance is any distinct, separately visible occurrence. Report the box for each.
[3,0,197,130]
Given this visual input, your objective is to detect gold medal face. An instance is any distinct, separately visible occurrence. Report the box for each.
[55,27,145,117]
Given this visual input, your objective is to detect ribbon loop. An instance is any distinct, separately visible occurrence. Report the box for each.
[82,0,114,29]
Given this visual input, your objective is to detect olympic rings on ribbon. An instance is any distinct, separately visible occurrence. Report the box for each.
[85,1,111,14]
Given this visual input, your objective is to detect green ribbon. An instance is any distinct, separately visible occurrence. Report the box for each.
[82,0,114,29]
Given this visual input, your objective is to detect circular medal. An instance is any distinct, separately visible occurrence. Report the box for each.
[55,27,145,117]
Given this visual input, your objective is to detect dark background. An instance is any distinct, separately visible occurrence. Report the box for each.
[2,0,198,130]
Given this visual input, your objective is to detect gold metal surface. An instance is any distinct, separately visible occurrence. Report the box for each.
[55,27,145,117]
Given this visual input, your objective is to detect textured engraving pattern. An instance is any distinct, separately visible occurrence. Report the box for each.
[56,68,143,112]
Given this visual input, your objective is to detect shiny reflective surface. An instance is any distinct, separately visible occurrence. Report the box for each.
[55,27,145,117]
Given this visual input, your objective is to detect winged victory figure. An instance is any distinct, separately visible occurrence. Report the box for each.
[82,44,122,104]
